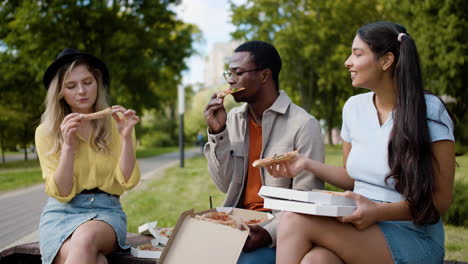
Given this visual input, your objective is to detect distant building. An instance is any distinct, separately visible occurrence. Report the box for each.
[203,41,242,88]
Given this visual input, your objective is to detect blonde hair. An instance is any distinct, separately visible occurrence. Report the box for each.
[40,58,111,155]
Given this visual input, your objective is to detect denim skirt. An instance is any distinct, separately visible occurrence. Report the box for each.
[39,193,129,264]
[377,219,445,264]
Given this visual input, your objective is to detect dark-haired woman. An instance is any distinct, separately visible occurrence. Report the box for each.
[267,21,455,264]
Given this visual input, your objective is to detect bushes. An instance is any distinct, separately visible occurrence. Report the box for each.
[443,178,468,227]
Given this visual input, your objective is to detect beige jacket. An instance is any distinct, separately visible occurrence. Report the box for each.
[204,91,324,246]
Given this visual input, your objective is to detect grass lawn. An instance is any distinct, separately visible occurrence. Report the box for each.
[122,145,468,261]
[0,169,43,192]
[122,156,225,232]
[135,146,179,159]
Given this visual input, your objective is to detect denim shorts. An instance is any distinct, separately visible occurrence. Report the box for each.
[377,219,445,264]
[39,193,128,264]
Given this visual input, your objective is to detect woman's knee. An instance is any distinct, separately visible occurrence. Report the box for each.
[279,212,315,234]
[301,247,343,264]
[70,230,98,252]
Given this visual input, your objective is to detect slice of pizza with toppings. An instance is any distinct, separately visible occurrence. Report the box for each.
[252,150,299,168]
[158,227,174,238]
[194,212,241,229]
[216,87,246,99]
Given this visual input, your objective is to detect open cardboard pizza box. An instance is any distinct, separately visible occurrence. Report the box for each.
[158,207,273,264]
[259,186,357,217]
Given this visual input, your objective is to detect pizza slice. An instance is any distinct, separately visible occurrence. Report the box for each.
[252,150,299,168]
[244,218,265,225]
[137,244,163,251]
[158,227,174,238]
[194,212,240,229]
[216,87,246,99]
[79,107,114,120]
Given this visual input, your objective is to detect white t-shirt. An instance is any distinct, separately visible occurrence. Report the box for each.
[341,92,454,202]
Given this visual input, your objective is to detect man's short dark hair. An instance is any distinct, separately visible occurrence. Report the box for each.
[234,41,282,90]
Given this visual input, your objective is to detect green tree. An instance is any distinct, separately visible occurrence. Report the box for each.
[381,0,468,145]
[0,0,200,155]
[230,0,382,144]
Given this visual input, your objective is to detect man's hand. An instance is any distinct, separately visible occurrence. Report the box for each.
[204,93,227,134]
[243,225,272,252]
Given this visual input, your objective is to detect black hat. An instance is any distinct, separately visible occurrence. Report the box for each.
[43,48,110,89]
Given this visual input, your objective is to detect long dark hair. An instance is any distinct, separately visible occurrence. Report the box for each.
[357,21,440,225]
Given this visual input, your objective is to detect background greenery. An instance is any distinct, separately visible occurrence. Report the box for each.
[2,0,467,162]
[228,0,468,148]
[122,146,468,261]
[0,0,200,162]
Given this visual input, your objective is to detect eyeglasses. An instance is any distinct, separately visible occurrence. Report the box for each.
[223,68,265,82]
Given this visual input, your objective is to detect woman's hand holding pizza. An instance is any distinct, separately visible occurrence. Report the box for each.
[111,105,139,139]
[338,191,380,231]
[204,93,227,134]
[60,113,82,150]
[266,155,307,178]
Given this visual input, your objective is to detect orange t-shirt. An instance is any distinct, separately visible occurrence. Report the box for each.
[243,116,267,211]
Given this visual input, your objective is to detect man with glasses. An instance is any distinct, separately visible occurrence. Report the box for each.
[203,41,324,264]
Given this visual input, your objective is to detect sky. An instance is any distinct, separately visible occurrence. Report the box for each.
[173,0,246,85]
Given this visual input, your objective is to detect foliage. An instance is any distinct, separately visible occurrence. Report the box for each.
[445,224,468,261]
[0,0,200,154]
[184,85,242,143]
[380,0,468,144]
[230,0,383,144]
[443,178,468,227]
[443,153,468,227]
[229,0,468,145]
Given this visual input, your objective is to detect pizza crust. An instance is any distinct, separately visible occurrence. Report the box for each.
[79,107,113,120]
[252,151,299,168]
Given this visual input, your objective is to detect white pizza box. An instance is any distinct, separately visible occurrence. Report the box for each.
[149,228,169,246]
[130,244,164,259]
[259,186,356,206]
[263,196,356,217]
[138,221,158,235]
[158,209,250,264]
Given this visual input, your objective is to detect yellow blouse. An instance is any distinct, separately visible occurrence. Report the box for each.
[35,119,140,203]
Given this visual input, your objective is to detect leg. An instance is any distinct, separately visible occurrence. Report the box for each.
[237,247,276,264]
[300,247,343,264]
[53,237,71,264]
[276,212,393,264]
[97,253,108,264]
[54,220,117,264]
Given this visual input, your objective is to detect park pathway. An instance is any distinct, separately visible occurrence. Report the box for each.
[0,148,201,251]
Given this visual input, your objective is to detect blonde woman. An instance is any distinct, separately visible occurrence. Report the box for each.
[36,48,140,264]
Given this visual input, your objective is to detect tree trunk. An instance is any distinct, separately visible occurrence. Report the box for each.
[326,84,338,146]
[1,129,5,163]
[23,124,28,161]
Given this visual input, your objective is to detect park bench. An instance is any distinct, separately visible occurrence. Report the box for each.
[0,233,154,264]
[1,233,466,264]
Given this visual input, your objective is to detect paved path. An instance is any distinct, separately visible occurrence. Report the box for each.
[0,148,201,251]
[1,152,37,163]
